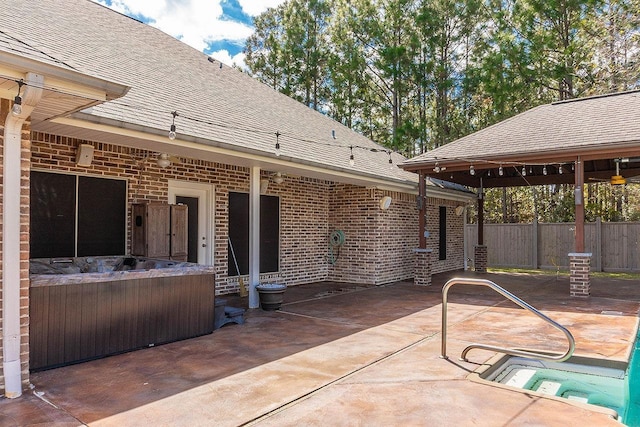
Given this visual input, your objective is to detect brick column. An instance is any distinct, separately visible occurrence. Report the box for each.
[474,245,487,273]
[569,252,591,297]
[414,249,432,286]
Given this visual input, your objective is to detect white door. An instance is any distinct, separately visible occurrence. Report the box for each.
[168,180,214,265]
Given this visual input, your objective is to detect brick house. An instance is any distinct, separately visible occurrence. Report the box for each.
[0,0,473,395]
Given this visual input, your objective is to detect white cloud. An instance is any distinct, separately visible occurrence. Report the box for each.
[210,50,247,69]
[94,0,286,66]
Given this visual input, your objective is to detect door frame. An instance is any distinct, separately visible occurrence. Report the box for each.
[168,180,214,265]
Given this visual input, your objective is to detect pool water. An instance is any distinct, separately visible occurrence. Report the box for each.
[624,330,640,426]
[481,325,640,425]
[483,357,626,418]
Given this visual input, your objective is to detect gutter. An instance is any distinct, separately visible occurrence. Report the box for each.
[3,73,43,398]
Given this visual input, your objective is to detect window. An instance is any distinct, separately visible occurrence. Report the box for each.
[30,171,126,258]
[227,192,280,275]
[439,206,447,261]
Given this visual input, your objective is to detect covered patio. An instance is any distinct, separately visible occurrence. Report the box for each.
[402,91,640,296]
[1,272,638,426]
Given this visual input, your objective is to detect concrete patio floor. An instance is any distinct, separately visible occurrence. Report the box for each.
[2,271,639,426]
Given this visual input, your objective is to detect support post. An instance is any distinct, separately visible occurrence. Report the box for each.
[532,218,538,269]
[413,249,432,286]
[474,181,487,273]
[418,172,426,249]
[574,157,585,252]
[569,253,591,297]
[249,166,261,308]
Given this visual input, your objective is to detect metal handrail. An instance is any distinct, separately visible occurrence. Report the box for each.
[441,277,575,362]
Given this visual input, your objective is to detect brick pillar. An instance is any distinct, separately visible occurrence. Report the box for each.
[414,249,432,286]
[569,252,591,297]
[474,245,487,273]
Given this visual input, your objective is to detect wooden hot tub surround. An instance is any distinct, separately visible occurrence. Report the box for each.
[29,257,215,371]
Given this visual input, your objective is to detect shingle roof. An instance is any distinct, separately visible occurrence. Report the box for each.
[403,90,640,167]
[0,0,455,192]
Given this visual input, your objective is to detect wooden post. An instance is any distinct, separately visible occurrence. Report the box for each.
[532,218,538,269]
[419,171,426,249]
[574,157,585,252]
[477,183,484,246]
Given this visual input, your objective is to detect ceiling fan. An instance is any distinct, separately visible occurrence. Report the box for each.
[589,158,640,186]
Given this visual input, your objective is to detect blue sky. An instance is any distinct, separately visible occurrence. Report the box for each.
[93,0,286,67]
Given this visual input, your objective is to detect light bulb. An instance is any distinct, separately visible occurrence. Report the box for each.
[434,163,441,173]
[168,124,176,140]
[11,96,22,116]
[522,166,526,176]
[275,142,281,156]
[498,165,504,176]
[543,165,548,175]
[559,166,563,175]
[349,155,355,167]
[469,165,475,175]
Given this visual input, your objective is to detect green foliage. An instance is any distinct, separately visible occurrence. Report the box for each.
[244,0,640,220]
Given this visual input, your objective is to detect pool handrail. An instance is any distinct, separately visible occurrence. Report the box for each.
[441,277,575,363]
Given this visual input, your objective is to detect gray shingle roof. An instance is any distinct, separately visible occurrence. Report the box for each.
[0,0,448,191]
[403,90,640,167]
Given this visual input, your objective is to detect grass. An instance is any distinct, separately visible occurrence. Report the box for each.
[488,267,640,280]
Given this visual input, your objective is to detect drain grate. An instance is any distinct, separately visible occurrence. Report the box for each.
[314,286,372,298]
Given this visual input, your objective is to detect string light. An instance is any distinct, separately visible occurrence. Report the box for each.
[522,166,526,176]
[543,165,548,175]
[11,80,24,116]
[434,162,441,173]
[469,164,475,175]
[498,165,504,176]
[559,165,563,175]
[168,111,178,140]
[0,78,394,171]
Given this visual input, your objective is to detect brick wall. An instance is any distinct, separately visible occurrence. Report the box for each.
[1,127,466,392]
[327,186,464,284]
[30,133,333,294]
[424,198,466,274]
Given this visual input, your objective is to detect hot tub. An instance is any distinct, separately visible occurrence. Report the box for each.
[30,256,215,371]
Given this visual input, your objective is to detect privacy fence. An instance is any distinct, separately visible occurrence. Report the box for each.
[465,219,640,272]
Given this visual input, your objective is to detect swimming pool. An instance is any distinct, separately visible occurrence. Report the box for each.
[472,328,640,426]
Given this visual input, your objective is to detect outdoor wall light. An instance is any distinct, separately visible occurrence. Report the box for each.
[273,172,284,184]
[379,196,392,210]
[157,153,171,168]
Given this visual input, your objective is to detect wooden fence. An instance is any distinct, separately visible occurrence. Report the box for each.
[465,220,640,272]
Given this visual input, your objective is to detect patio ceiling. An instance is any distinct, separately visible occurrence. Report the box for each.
[401,90,640,189]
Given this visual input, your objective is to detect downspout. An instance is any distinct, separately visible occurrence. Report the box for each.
[3,73,43,398]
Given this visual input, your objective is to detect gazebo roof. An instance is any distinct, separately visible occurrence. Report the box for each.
[401,90,640,188]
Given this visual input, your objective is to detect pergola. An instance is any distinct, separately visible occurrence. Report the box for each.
[401,90,640,296]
